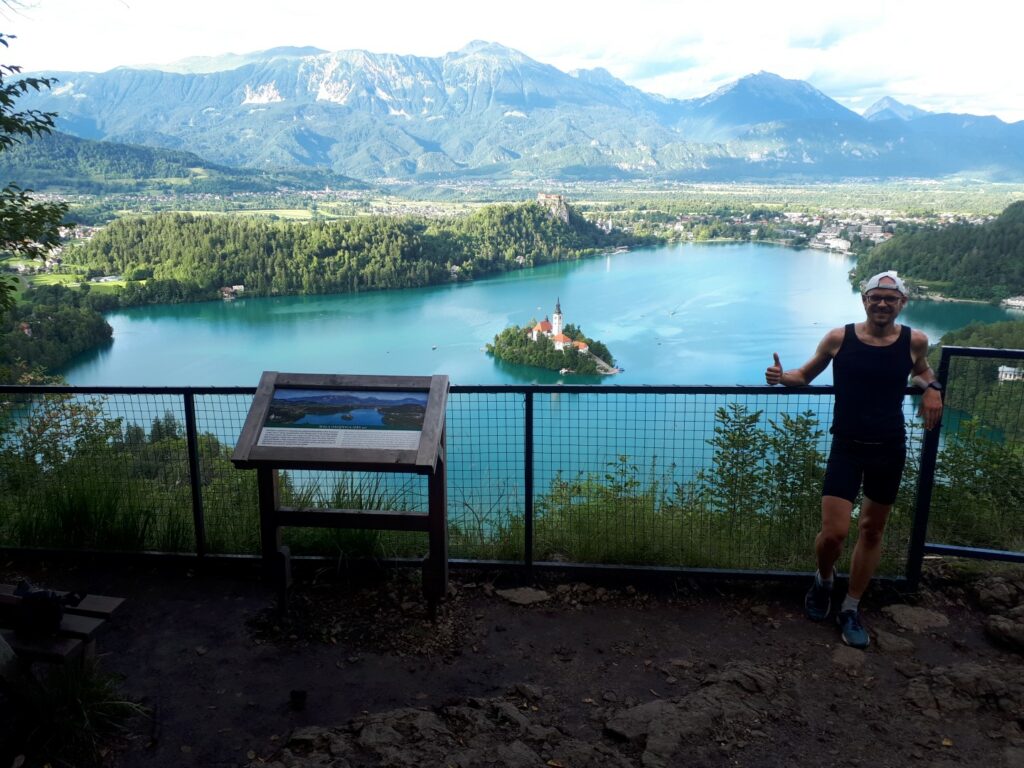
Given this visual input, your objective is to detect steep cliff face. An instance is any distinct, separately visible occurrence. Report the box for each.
[537,193,570,224]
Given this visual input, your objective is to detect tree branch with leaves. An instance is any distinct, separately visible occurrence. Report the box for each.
[0,31,68,312]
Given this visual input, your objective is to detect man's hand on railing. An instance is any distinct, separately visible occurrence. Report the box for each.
[919,387,943,431]
[765,353,783,385]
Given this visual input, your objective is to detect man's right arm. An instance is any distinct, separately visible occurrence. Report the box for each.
[765,328,842,386]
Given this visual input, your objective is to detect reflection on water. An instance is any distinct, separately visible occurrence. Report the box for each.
[60,242,1021,387]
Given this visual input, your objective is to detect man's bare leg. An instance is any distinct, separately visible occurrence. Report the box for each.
[846,497,892,599]
[834,497,891,648]
[805,495,854,621]
[816,495,855,579]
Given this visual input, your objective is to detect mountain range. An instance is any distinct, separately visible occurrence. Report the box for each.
[15,41,1024,183]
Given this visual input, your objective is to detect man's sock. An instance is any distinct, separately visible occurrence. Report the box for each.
[841,594,861,614]
[815,569,834,589]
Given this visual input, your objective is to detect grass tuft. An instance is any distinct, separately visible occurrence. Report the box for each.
[0,660,148,768]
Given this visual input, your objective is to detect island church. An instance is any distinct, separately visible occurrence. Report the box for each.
[529,299,589,352]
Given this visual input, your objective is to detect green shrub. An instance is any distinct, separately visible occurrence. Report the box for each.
[0,661,147,767]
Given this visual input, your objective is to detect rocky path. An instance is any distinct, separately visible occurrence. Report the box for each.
[2,560,1022,768]
[248,568,1024,768]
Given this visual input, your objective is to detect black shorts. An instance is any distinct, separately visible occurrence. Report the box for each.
[821,437,907,505]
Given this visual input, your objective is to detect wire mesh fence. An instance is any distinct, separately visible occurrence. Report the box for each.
[0,390,197,553]
[446,390,526,561]
[527,388,920,576]
[925,347,1024,556]
[2,354,1021,578]
[192,393,259,554]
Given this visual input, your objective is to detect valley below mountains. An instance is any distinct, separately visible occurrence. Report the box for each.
[18,41,1024,183]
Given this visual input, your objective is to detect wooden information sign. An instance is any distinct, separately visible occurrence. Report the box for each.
[232,372,450,610]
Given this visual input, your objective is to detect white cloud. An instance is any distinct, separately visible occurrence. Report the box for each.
[5,0,1022,121]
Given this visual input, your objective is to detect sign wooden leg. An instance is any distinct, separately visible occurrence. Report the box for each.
[276,545,292,613]
[258,473,286,610]
[424,433,449,616]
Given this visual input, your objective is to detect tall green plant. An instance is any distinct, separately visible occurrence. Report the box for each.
[278,473,425,560]
[533,456,689,565]
[765,410,826,523]
[932,419,1024,549]
[12,462,152,549]
[2,660,147,767]
[698,403,769,519]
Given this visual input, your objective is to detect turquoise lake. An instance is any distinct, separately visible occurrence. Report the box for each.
[61,242,1021,387]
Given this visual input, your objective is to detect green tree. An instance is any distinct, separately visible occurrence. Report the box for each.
[149,410,181,443]
[765,411,826,523]
[0,33,68,311]
[699,403,769,519]
[932,419,1024,549]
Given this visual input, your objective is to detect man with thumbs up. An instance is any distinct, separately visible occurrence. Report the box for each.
[765,271,943,648]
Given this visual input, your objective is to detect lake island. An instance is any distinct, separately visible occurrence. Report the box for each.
[487,299,618,375]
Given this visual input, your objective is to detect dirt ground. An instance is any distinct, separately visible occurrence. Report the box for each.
[3,555,1023,768]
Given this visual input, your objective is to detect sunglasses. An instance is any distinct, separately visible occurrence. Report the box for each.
[864,294,903,305]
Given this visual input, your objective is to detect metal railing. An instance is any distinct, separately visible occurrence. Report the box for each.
[1,345,1022,586]
[906,345,1024,584]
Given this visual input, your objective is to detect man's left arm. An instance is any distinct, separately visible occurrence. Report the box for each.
[910,330,943,430]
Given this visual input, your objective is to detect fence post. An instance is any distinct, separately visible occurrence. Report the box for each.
[905,348,951,589]
[524,390,534,574]
[183,392,207,557]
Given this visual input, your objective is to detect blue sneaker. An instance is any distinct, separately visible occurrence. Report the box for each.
[837,609,870,648]
[804,579,832,621]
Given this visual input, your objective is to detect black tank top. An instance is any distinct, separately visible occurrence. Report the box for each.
[831,323,913,442]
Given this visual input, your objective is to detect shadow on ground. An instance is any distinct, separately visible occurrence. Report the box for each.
[2,557,1023,768]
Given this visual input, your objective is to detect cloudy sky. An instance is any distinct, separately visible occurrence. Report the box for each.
[4,0,1021,122]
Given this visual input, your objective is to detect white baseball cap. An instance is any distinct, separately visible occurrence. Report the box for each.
[862,270,907,296]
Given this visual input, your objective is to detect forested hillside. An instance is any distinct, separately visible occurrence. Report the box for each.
[930,319,1024,442]
[934,319,1024,354]
[0,131,361,194]
[65,202,636,304]
[854,201,1024,300]
[0,285,113,375]
[2,203,637,375]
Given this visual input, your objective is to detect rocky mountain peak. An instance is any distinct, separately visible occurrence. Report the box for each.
[864,96,930,121]
[453,40,528,62]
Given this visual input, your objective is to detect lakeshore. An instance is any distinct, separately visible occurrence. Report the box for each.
[921,292,993,304]
[60,242,1021,387]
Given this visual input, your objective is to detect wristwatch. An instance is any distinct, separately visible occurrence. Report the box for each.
[926,381,943,392]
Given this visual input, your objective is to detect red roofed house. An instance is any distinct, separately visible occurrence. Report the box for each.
[550,333,572,349]
[530,318,552,339]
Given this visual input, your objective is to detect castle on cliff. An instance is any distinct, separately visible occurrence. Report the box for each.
[536,193,570,224]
